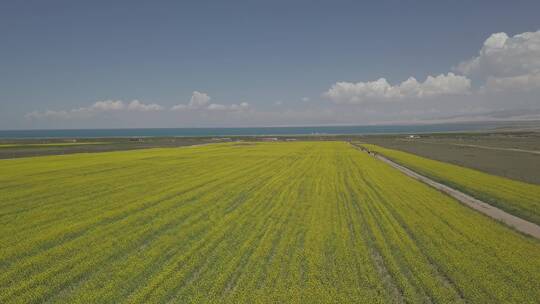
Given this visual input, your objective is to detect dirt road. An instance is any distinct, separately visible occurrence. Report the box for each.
[357,146,540,239]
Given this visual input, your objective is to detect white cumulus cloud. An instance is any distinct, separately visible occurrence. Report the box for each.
[483,72,540,92]
[455,30,540,92]
[171,91,248,112]
[231,102,249,110]
[171,91,211,110]
[456,30,540,78]
[189,91,211,108]
[324,73,471,104]
[26,99,163,119]
[207,103,227,111]
[208,102,249,111]
[127,100,163,111]
[91,100,125,111]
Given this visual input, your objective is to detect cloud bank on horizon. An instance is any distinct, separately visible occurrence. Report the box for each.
[28,91,250,120]
[171,91,249,112]
[324,30,540,105]
[26,99,163,119]
[324,73,471,104]
[25,30,540,126]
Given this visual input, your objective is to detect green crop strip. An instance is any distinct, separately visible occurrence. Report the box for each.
[0,142,539,303]
[360,143,540,226]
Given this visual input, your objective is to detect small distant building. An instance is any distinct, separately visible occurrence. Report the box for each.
[406,135,419,139]
[286,138,297,141]
[261,137,278,142]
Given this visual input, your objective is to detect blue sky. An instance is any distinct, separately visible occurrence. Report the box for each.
[1,0,540,129]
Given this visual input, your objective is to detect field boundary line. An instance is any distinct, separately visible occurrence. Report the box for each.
[398,139,540,155]
[352,144,540,240]
[449,143,540,155]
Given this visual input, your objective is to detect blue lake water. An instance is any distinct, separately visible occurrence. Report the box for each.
[0,123,499,138]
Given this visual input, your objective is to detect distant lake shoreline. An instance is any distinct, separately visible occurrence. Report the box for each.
[0,122,529,138]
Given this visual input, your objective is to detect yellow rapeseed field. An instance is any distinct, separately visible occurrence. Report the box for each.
[1,142,539,303]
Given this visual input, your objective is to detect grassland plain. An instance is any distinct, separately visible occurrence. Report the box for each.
[0,137,214,159]
[0,142,539,303]
[0,142,110,148]
[360,143,540,226]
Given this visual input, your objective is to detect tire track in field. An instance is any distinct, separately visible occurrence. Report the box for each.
[348,157,432,302]
[338,155,405,304]
[164,147,315,301]
[223,152,316,297]
[348,150,470,303]
[362,176,467,303]
[354,179,434,303]
[334,148,401,302]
